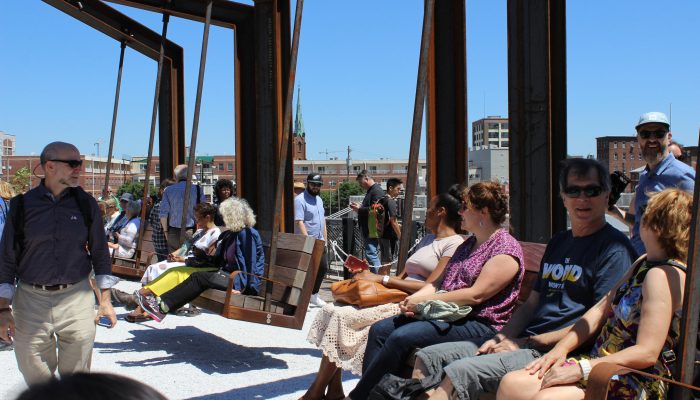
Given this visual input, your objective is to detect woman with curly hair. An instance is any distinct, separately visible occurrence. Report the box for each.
[346,181,524,400]
[498,188,692,400]
[137,197,265,322]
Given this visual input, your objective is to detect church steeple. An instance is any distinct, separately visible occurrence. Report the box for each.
[292,86,307,160]
[294,86,305,137]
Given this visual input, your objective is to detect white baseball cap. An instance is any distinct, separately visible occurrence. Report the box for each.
[635,111,670,130]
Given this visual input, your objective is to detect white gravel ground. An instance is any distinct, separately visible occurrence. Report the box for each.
[0,280,360,400]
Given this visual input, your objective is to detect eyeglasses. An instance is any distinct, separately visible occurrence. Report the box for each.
[638,129,668,140]
[563,185,604,198]
[49,159,83,168]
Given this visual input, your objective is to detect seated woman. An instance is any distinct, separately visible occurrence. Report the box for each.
[102,198,120,234]
[137,197,265,322]
[346,181,524,400]
[301,185,466,400]
[497,188,691,400]
[140,202,221,284]
[107,199,141,258]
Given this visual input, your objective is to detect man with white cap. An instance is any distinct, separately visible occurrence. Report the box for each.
[608,111,695,254]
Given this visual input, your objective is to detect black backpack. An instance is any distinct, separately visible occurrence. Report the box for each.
[10,187,93,263]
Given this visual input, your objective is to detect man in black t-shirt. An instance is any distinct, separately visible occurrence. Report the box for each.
[349,170,385,273]
[408,158,638,400]
[379,178,403,265]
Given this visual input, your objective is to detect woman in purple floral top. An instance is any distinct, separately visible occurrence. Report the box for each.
[347,182,524,400]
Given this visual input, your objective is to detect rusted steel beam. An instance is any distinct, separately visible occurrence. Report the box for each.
[507,0,567,243]
[674,134,700,400]
[397,0,435,276]
[248,0,293,233]
[42,0,185,180]
[104,0,253,28]
[426,0,467,199]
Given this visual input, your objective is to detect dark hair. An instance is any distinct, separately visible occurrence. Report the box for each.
[434,183,468,232]
[159,179,174,190]
[466,181,509,225]
[214,179,235,200]
[356,170,372,181]
[16,372,168,400]
[386,178,403,190]
[558,158,611,193]
[194,202,217,219]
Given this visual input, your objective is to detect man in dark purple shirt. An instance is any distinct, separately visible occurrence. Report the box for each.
[0,142,118,384]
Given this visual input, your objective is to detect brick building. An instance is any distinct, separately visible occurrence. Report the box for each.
[472,116,509,148]
[596,136,646,191]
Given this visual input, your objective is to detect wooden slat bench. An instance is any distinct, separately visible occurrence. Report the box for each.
[191,231,324,330]
[111,224,156,278]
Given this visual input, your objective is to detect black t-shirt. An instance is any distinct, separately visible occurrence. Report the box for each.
[381,196,399,241]
[522,223,638,337]
[357,183,385,238]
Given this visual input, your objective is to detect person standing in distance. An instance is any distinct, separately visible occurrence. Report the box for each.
[294,173,329,307]
[0,141,118,384]
[350,170,385,273]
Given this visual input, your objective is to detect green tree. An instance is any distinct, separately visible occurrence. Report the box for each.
[338,181,364,209]
[11,167,31,194]
[116,181,157,200]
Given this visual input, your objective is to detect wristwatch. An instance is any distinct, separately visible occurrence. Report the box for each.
[382,275,390,286]
[579,359,592,381]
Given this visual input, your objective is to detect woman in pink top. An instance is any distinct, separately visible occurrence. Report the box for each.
[347,182,524,400]
[300,185,466,400]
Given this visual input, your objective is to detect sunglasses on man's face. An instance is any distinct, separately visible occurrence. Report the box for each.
[563,185,604,198]
[638,129,668,140]
[50,159,83,168]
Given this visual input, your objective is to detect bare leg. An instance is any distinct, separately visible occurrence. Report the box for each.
[325,367,345,400]
[424,378,452,399]
[413,356,429,380]
[530,386,585,400]
[497,369,546,400]
[301,355,341,400]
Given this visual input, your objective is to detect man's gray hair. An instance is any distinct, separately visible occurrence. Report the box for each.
[219,197,256,232]
[40,142,79,166]
[173,164,189,181]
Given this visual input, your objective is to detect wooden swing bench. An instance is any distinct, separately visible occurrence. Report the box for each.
[110,224,157,279]
[191,231,325,330]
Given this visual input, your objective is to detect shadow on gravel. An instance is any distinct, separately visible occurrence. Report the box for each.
[93,326,320,375]
[187,372,359,399]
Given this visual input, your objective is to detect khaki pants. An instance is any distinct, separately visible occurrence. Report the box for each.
[13,278,96,385]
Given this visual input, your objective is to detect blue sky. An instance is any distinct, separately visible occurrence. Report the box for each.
[1,1,699,160]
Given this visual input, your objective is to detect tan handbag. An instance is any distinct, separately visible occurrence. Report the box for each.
[331,279,408,308]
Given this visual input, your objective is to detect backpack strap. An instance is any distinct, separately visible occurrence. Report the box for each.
[10,194,25,263]
[196,184,201,205]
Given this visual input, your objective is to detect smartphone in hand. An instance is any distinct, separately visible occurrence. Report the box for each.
[97,315,113,328]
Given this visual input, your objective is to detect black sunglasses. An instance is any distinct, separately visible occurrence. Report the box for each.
[638,129,668,140]
[563,185,604,198]
[50,159,83,168]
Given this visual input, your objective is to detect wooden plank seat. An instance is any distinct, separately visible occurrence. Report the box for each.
[191,231,324,330]
[111,224,157,278]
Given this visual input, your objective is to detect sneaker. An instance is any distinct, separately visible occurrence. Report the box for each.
[0,339,13,352]
[136,292,166,322]
[309,293,327,307]
[111,288,138,310]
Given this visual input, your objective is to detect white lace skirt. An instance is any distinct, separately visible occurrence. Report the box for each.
[307,302,401,375]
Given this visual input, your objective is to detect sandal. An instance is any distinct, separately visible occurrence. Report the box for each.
[124,312,152,323]
[176,305,201,317]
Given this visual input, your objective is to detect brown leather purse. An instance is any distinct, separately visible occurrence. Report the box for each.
[331,279,408,308]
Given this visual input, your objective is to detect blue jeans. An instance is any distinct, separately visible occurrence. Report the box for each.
[364,238,381,273]
[348,314,496,399]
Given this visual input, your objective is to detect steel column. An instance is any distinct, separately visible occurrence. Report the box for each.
[249,0,293,232]
[426,0,467,199]
[507,0,567,242]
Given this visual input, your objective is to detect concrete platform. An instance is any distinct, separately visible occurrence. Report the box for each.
[0,279,358,400]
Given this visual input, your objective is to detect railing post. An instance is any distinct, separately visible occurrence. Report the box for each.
[342,216,355,280]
